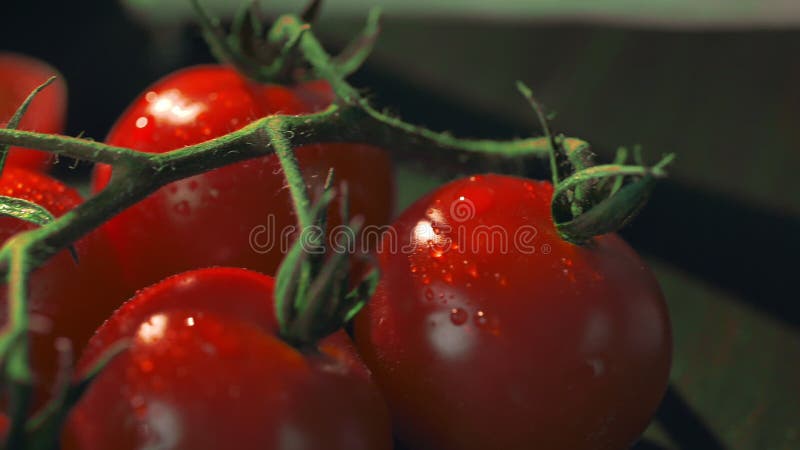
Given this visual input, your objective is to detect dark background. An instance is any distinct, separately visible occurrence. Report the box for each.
[1,1,798,449]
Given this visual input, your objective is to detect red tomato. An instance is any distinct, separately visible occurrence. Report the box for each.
[354,175,671,450]
[0,167,125,407]
[0,52,66,171]
[92,65,393,294]
[63,267,392,450]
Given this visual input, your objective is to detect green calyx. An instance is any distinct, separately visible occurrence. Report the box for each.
[516,82,675,244]
[190,0,382,84]
[273,171,379,351]
[552,149,675,244]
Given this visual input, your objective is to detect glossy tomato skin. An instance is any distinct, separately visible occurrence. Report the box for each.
[63,267,392,450]
[0,168,125,407]
[92,65,393,294]
[0,52,66,171]
[354,175,671,450]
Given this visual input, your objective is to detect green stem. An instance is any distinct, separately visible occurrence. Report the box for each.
[0,77,57,172]
[515,81,560,185]
[266,118,313,229]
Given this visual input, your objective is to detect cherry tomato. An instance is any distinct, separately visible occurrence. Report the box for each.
[92,65,394,293]
[0,52,66,171]
[0,167,125,407]
[63,267,392,450]
[354,175,671,450]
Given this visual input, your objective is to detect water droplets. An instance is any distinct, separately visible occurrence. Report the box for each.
[474,310,501,335]
[424,288,434,301]
[449,308,468,325]
[138,358,154,374]
[173,200,191,216]
[557,257,577,282]
[466,263,479,279]
[442,271,453,284]
[131,395,148,418]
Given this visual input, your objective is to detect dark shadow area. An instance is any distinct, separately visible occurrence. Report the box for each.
[632,440,671,450]
[622,180,800,327]
[653,385,728,450]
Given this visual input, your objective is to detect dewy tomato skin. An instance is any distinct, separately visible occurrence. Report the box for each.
[63,267,392,450]
[0,52,67,171]
[92,65,393,294]
[0,168,126,407]
[355,175,672,450]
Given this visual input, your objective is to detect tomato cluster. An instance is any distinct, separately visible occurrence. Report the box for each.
[0,49,671,450]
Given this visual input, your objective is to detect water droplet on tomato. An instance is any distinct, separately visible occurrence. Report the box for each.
[138,359,154,373]
[422,275,431,285]
[449,308,468,325]
[443,272,453,284]
[410,265,418,274]
[430,247,445,258]
[474,310,487,326]
[424,288,434,301]
[588,359,605,377]
[173,200,191,216]
[466,263,479,279]
[130,395,147,417]
[188,180,199,191]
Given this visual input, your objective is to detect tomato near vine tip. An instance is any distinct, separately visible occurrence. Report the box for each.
[355,174,672,450]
